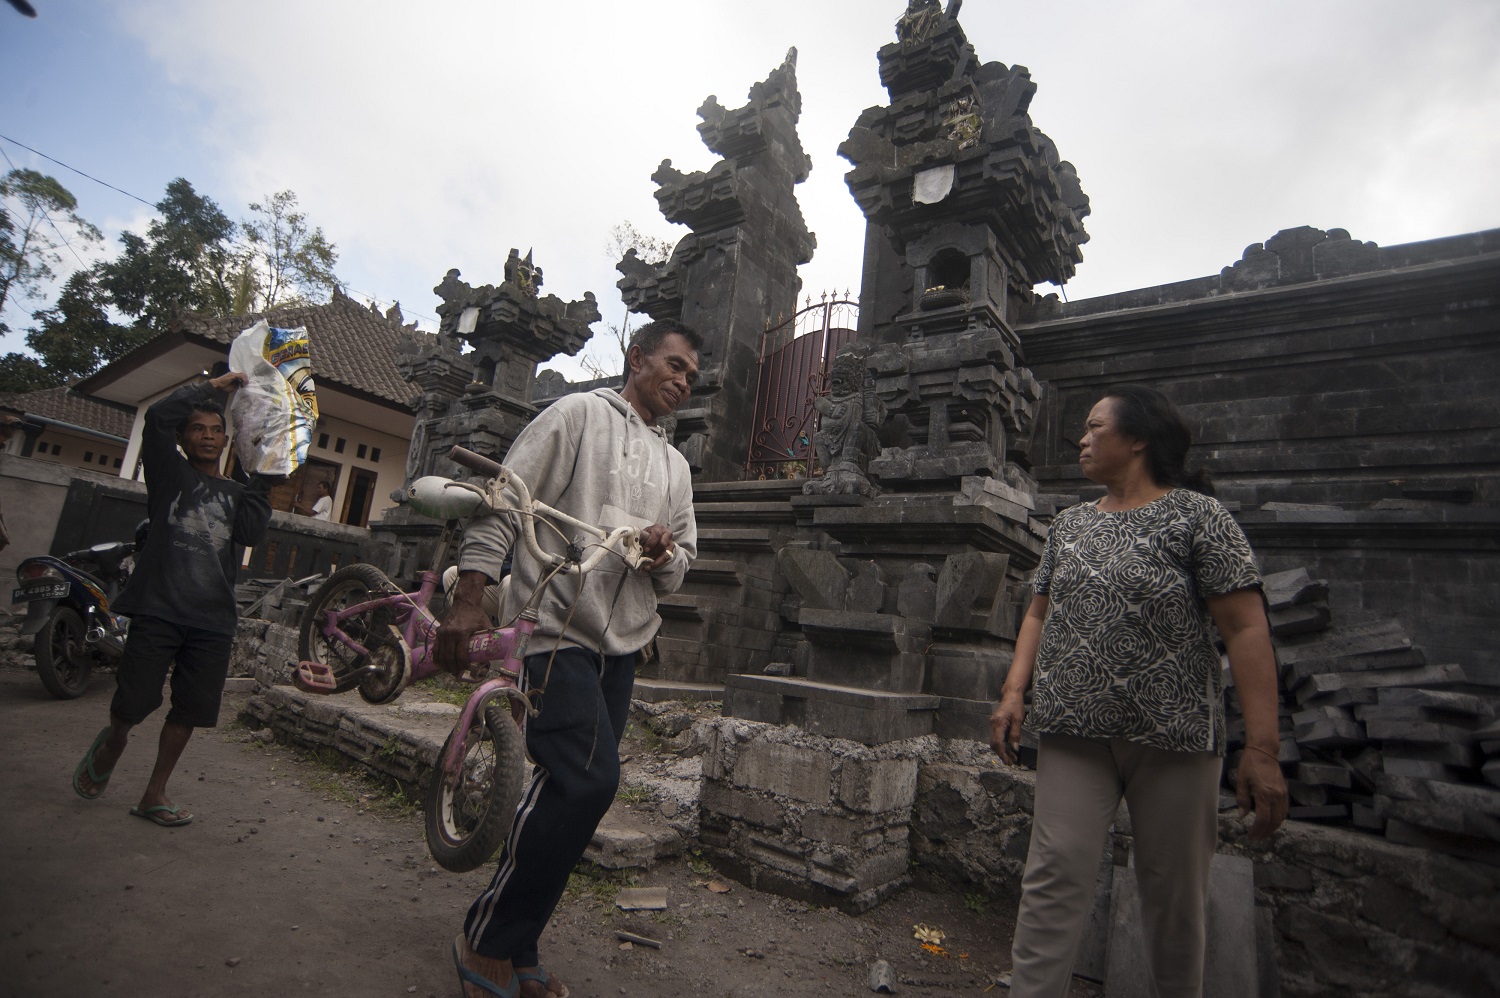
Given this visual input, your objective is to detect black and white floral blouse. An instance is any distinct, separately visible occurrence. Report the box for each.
[1029,489,1261,754]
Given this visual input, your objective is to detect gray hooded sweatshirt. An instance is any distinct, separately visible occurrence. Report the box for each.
[457,388,696,656]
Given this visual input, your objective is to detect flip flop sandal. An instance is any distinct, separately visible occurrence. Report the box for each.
[517,966,570,998]
[129,803,194,827]
[72,726,116,800]
[452,935,519,998]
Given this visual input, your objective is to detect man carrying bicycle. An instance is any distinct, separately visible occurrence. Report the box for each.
[436,318,701,998]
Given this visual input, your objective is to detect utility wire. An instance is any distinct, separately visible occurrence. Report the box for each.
[0,133,437,325]
[0,133,155,208]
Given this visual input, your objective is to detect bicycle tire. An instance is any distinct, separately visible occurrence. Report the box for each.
[35,607,92,699]
[297,564,402,695]
[424,701,526,873]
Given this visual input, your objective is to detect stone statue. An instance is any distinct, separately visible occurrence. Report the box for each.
[805,352,884,497]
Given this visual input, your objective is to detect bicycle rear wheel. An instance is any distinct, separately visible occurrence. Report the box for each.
[424,701,526,873]
[297,564,403,698]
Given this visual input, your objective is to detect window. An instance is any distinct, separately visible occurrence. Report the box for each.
[357,443,368,459]
[85,451,95,462]
[51,444,62,456]
[335,437,346,453]
[98,454,109,465]
[370,447,381,462]
[113,457,123,469]
[318,432,329,449]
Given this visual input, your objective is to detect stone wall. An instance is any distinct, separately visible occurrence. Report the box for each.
[1019,227,1500,675]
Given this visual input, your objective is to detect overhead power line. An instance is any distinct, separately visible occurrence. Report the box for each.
[0,132,156,208]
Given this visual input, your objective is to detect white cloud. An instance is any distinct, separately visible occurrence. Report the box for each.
[10,0,1495,370]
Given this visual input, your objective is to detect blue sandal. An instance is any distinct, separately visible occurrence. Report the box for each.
[452,935,518,998]
[517,966,570,998]
[72,726,115,800]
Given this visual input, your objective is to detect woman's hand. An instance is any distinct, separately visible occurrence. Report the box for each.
[1210,587,1290,843]
[989,691,1027,765]
[1235,746,1289,842]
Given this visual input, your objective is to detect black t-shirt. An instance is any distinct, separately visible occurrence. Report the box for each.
[114,382,273,634]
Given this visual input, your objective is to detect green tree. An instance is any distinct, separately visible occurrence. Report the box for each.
[237,190,341,311]
[581,221,677,379]
[97,177,237,332]
[0,169,103,335]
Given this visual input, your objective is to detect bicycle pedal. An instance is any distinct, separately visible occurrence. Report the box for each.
[292,661,359,695]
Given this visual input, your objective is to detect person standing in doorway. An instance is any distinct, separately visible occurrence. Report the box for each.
[295,479,333,521]
[436,319,701,998]
[72,371,274,826]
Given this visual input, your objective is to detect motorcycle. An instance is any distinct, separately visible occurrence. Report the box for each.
[12,531,139,699]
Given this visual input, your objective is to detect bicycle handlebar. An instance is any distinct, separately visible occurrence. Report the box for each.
[439,446,649,574]
[449,445,502,477]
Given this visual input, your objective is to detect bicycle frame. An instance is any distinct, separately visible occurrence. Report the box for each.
[297,452,650,789]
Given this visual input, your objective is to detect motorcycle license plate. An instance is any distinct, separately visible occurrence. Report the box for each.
[12,583,69,603]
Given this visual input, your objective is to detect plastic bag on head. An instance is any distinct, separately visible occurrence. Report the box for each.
[227,320,319,476]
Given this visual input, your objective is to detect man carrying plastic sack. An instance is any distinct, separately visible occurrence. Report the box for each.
[70,370,274,824]
[71,321,318,824]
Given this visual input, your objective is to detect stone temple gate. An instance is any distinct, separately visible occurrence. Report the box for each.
[368,2,1500,990]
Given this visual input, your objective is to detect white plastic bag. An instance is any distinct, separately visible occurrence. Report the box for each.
[227,319,319,476]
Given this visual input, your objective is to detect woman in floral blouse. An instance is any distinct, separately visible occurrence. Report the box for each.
[990,384,1287,998]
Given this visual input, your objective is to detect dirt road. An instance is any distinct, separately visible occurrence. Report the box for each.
[0,651,1093,998]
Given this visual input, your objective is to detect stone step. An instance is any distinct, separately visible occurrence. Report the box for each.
[724,674,938,745]
[631,677,725,704]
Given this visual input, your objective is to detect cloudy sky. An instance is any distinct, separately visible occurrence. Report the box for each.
[4,0,1498,377]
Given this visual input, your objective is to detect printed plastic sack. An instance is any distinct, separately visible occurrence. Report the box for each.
[227,320,319,476]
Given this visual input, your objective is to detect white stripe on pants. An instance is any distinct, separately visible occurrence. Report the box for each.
[1009,733,1223,998]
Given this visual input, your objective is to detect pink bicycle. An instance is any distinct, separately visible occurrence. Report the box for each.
[292,446,646,872]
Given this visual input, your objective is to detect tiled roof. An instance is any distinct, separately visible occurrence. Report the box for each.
[0,386,136,438]
[171,292,419,410]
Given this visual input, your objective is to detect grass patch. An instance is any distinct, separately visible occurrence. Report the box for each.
[562,864,642,907]
[964,891,988,914]
[615,780,655,805]
[686,850,715,877]
[292,745,421,815]
[410,677,470,707]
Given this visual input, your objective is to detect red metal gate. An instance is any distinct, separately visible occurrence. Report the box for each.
[744,294,858,480]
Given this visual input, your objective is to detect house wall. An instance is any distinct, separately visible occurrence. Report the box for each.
[117,383,410,525]
[0,455,141,586]
[302,413,409,523]
[17,425,126,475]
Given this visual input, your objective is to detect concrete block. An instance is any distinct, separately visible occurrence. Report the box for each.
[1105,854,1258,998]
[586,806,684,870]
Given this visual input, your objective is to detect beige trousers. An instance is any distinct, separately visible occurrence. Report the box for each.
[1009,733,1223,998]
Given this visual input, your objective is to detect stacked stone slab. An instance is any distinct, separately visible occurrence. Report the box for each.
[1222,568,1499,864]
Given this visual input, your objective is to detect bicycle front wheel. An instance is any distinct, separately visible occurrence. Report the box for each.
[424,701,526,873]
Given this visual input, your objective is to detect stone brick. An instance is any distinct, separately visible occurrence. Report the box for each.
[732,739,833,804]
[699,778,787,830]
[835,755,918,814]
[1357,879,1446,943]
